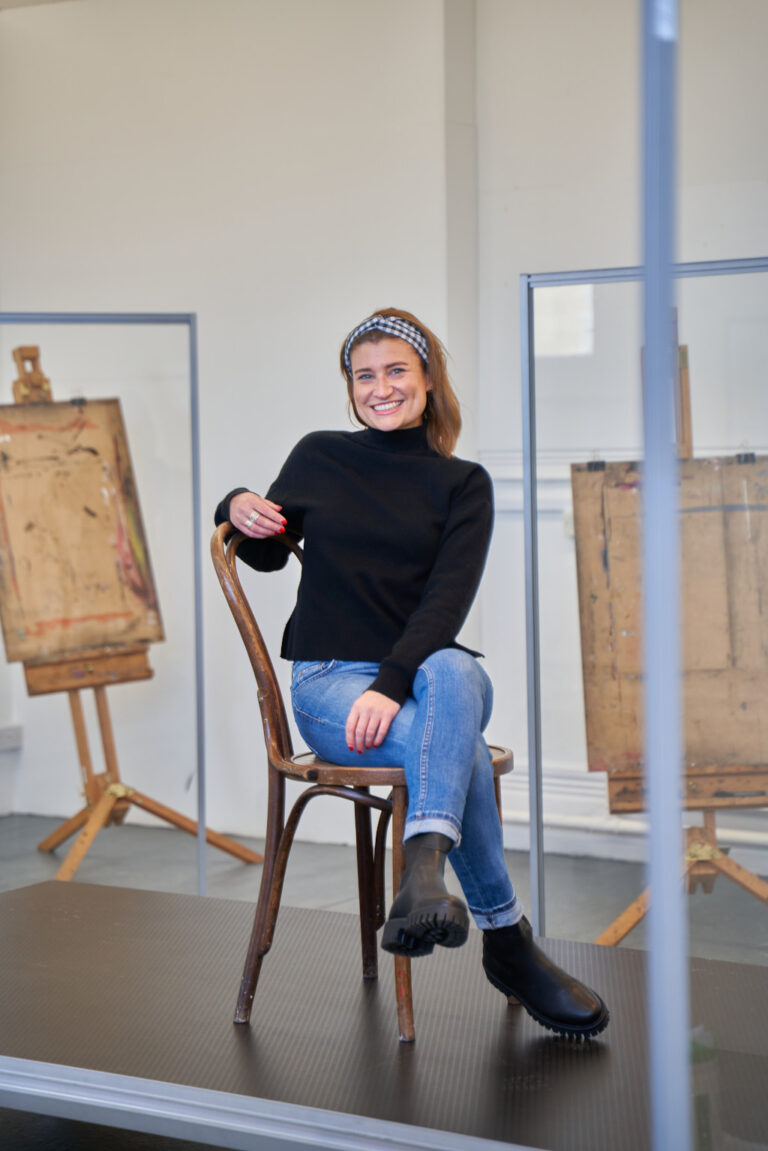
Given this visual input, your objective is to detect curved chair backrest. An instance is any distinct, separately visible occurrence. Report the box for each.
[210,522,303,770]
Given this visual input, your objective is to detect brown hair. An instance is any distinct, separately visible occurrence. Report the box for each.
[339,307,462,458]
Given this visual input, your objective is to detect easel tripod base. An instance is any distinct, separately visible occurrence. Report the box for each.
[595,814,768,947]
[29,649,262,881]
[38,779,262,882]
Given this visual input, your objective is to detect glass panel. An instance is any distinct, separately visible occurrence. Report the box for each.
[528,269,768,973]
[677,271,768,970]
[532,281,647,945]
[534,281,644,458]
[0,322,198,891]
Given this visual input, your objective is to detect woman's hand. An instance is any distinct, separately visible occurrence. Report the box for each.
[345,691,401,753]
[230,491,287,539]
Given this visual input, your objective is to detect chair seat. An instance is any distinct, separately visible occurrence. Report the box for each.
[286,745,513,788]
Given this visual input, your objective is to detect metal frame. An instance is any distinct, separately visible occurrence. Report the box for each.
[0,312,208,896]
[519,256,768,934]
[0,1055,525,1151]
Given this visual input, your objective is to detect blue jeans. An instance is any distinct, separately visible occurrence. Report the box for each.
[290,649,523,929]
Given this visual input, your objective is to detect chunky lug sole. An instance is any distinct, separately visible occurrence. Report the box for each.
[381,901,469,957]
[483,958,610,1041]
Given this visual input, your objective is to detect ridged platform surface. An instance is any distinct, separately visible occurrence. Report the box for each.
[0,881,766,1150]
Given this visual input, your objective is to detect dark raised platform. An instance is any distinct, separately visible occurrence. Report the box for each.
[0,882,765,1150]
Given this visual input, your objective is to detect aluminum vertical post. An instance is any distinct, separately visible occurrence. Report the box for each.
[520,275,545,936]
[188,315,207,896]
[642,3,692,1148]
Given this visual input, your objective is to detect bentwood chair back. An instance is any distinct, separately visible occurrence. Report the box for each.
[210,521,513,1042]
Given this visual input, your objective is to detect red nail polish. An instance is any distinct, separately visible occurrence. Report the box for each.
[348,746,353,752]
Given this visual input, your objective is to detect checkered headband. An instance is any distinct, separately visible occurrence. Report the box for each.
[343,315,429,373]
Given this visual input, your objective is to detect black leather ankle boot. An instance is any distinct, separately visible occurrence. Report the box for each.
[483,917,609,1040]
[381,833,469,957]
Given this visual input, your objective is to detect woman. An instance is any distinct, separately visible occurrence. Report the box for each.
[215,307,609,1040]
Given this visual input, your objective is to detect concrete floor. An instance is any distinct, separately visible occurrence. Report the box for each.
[1,812,766,966]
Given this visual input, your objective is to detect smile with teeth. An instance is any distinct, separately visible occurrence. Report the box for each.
[372,400,404,412]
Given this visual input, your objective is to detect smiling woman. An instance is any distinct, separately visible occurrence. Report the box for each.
[214,307,609,1041]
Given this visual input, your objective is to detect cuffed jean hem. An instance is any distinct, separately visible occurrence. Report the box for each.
[469,901,525,930]
[404,816,461,845]
[290,655,521,929]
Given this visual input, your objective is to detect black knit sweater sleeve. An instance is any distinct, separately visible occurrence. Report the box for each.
[213,440,309,572]
[370,464,494,703]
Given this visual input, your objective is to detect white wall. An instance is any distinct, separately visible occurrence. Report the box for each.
[1,0,767,873]
[0,0,454,841]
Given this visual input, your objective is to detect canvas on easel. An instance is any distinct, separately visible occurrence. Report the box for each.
[0,347,261,878]
[572,453,768,779]
[0,396,164,663]
[571,343,768,943]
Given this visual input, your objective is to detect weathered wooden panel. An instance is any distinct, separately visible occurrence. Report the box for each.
[0,399,163,662]
[24,644,153,695]
[572,456,768,799]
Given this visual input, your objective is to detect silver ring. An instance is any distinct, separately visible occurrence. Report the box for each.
[246,511,260,526]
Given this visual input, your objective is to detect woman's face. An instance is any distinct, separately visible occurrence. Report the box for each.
[349,337,430,432]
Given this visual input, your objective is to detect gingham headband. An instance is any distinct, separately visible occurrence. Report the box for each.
[343,315,429,372]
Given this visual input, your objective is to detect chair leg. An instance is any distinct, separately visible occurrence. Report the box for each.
[354,796,378,980]
[257,789,319,954]
[391,785,415,1043]
[234,770,285,1024]
[374,802,393,928]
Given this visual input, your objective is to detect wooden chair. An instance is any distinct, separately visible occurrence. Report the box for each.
[211,521,514,1042]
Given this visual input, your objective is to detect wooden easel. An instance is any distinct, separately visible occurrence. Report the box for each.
[570,336,768,946]
[9,348,262,879]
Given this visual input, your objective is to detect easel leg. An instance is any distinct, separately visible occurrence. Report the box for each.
[93,685,129,826]
[683,821,768,901]
[68,689,99,806]
[128,789,262,864]
[594,887,651,946]
[38,690,105,858]
[710,853,768,903]
[55,791,118,881]
[37,806,90,853]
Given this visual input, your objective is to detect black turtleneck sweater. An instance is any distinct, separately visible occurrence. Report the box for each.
[214,425,494,705]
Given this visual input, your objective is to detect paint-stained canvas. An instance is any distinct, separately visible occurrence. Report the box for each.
[571,455,768,777]
[0,399,164,662]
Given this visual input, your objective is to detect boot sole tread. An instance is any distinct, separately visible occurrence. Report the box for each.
[381,908,469,957]
[483,965,610,1041]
